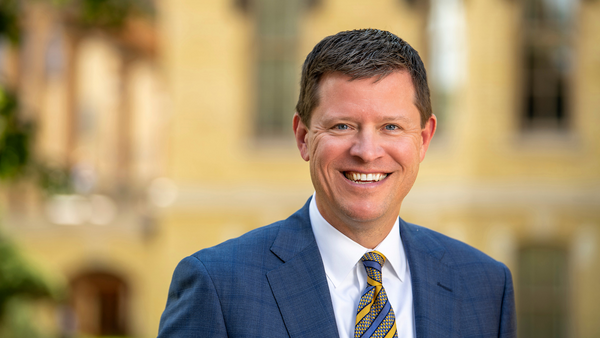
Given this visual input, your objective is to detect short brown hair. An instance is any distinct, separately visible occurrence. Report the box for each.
[295,29,432,128]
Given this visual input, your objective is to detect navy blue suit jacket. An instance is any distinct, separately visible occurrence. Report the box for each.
[158,198,516,337]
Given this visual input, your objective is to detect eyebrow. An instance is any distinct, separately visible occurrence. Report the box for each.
[317,108,418,127]
[378,115,412,123]
[322,111,414,121]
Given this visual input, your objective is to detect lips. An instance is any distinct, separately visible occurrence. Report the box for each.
[344,171,388,184]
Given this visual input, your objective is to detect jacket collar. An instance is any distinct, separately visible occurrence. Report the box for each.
[400,219,462,338]
[267,197,339,337]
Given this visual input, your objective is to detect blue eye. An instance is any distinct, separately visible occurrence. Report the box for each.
[385,124,398,130]
[335,124,349,130]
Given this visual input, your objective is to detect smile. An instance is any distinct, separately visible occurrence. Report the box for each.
[344,172,388,184]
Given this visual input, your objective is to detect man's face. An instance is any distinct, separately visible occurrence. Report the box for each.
[293,71,436,239]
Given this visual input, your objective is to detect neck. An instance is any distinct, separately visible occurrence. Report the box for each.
[312,195,400,248]
[323,211,397,249]
[336,221,395,249]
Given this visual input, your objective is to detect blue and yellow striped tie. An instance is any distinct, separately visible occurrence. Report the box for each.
[354,251,398,338]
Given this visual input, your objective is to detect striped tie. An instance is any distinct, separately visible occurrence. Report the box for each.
[354,251,398,338]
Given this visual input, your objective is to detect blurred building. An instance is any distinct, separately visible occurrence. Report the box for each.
[1,0,599,337]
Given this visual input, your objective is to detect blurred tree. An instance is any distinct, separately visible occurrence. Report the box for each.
[0,233,56,312]
[60,0,154,30]
[0,43,56,337]
[0,232,58,336]
[0,0,20,44]
[0,298,54,338]
[0,86,72,193]
[0,1,28,179]
[0,1,153,336]
[0,0,155,188]
[0,89,32,180]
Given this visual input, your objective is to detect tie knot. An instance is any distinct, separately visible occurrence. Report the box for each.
[360,251,386,283]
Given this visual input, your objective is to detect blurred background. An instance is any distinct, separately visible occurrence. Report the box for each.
[0,0,598,337]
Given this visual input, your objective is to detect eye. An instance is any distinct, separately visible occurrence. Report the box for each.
[334,124,349,130]
[384,124,399,131]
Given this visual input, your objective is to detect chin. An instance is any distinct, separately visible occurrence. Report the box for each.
[341,204,387,224]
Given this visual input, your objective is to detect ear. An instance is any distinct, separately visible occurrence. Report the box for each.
[293,113,310,161]
[419,114,437,162]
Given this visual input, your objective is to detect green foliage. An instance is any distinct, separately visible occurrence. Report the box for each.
[0,1,151,336]
[0,298,55,338]
[0,89,32,181]
[80,0,154,27]
[0,234,58,321]
[0,0,155,42]
[0,88,72,192]
[36,162,73,195]
[59,0,155,30]
[0,233,61,336]
[0,0,20,44]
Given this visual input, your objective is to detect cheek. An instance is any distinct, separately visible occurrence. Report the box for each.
[311,137,347,165]
[385,139,421,164]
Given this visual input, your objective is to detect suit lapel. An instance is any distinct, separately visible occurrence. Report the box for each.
[266,201,464,337]
[400,220,462,338]
[266,199,339,338]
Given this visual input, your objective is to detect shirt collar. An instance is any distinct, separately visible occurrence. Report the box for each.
[309,194,406,288]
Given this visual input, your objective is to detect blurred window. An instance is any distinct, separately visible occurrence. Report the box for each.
[518,246,568,338]
[522,0,576,130]
[255,0,302,138]
[44,24,66,78]
[75,38,122,193]
[428,0,467,129]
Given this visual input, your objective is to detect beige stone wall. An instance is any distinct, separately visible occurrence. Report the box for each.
[3,0,599,337]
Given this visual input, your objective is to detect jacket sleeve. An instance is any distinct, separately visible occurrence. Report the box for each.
[498,264,517,338]
[158,255,228,338]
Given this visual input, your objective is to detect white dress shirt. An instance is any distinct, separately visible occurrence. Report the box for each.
[309,195,415,338]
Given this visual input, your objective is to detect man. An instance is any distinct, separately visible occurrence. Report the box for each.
[158,29,516,338]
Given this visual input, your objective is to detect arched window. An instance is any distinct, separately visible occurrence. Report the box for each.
[69,271,129,336]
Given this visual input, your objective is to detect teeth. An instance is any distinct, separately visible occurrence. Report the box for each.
[345,172,388,183]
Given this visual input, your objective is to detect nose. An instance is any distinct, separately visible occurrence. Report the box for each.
[349,130,384,162]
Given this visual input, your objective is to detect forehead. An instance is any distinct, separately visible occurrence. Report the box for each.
[312,71,418,122]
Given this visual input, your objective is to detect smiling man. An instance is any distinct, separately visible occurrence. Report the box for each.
[158,29,516,338]
[294,70,434,250]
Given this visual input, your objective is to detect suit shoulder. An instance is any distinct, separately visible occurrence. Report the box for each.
[190,220,284,263]
[188,198,312,265]
[403,221,507,271]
